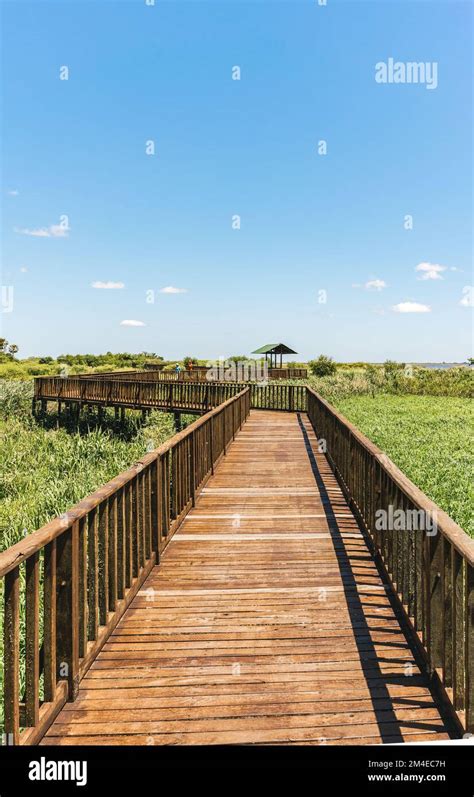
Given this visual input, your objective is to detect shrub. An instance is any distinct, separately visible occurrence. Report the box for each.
[308,355,337,377]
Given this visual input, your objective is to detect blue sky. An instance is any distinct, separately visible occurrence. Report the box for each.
[1,0,472,362]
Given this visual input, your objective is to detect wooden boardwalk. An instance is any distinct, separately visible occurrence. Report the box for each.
[41,410,453,745]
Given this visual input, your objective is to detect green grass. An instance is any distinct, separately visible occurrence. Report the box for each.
[0,380,181,732]
[332,395,474,537]
[0,381,177,552]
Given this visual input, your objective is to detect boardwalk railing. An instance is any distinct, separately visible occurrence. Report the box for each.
[0,387,250,745]
[307,388,474,734]
[71,367,308,382]
[4,382,472,743]
[34,377,244,413]
[34,377,308,414]
[78,370,210,382]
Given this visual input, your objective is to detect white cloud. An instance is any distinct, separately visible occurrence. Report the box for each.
[120,319,145,327]
[159,286,188,294]
[92,281,125,290]
[7,189,19,196]
[459,287,473,307]
[365,279,387,291]
[393,302,431,313]
[15,227,49,237]
[415,262,447,281]
[20,266,28,273]
[14,223,69,238]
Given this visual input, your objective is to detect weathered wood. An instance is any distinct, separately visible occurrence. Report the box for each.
[5,383,252,746]
[125,482,133,588]
[443,539,453,687]
[307,387,473,736]
[43,540,57,702]
[116,486,126,597]
[466,564,474,732]
[42,411,456,747]
[0,390,251,578]
[307,389,474,568]
[98,500,109,625]
[87,508,99,641]
[20,681,68,747]
[56,522,79,699]
[429,532,444,671]
[78,517,88,659]
[108,494,118,612]
[3,387,470,745]
[25,552,40,726]
[4,567,20,744]
[150,460,159,558]
[452,549,464,710]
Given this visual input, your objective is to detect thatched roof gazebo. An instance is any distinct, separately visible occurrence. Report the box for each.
[252,343,298,369]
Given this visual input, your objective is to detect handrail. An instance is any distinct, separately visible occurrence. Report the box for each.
[4,383,471,743]
[306,387,474,734]
[308,390,474,565]
[1,387,251,744]
[52,367,308,382]
[33,377,308,413]
[33,377,242,411]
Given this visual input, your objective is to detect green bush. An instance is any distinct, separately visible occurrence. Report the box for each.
[308,355,337,377]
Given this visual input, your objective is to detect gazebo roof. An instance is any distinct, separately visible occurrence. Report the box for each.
[252,343,298,355]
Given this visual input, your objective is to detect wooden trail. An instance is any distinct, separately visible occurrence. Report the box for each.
[41,411,455,746]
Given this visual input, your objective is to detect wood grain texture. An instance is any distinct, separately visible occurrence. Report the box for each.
[43,411,454,746]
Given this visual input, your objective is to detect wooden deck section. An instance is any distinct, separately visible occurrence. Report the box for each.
[42,410,454,745]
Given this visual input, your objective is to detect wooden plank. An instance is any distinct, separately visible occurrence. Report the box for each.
[41,410,456,746]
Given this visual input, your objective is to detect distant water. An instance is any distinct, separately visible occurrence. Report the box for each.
[414,363,467,370]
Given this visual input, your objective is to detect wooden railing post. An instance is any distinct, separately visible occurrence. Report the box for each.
[305,384,474,737]
[98,500,109,624]
[467,563,474,732]
[4,566,20,744]
[150,458,160,557]
[56,521,80,700]
[0,385,265,745]
[429,531,444,671]
[190,431,196,506]
[25,552,40,727]
[210,415,215,473]
[43,540,57,702]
